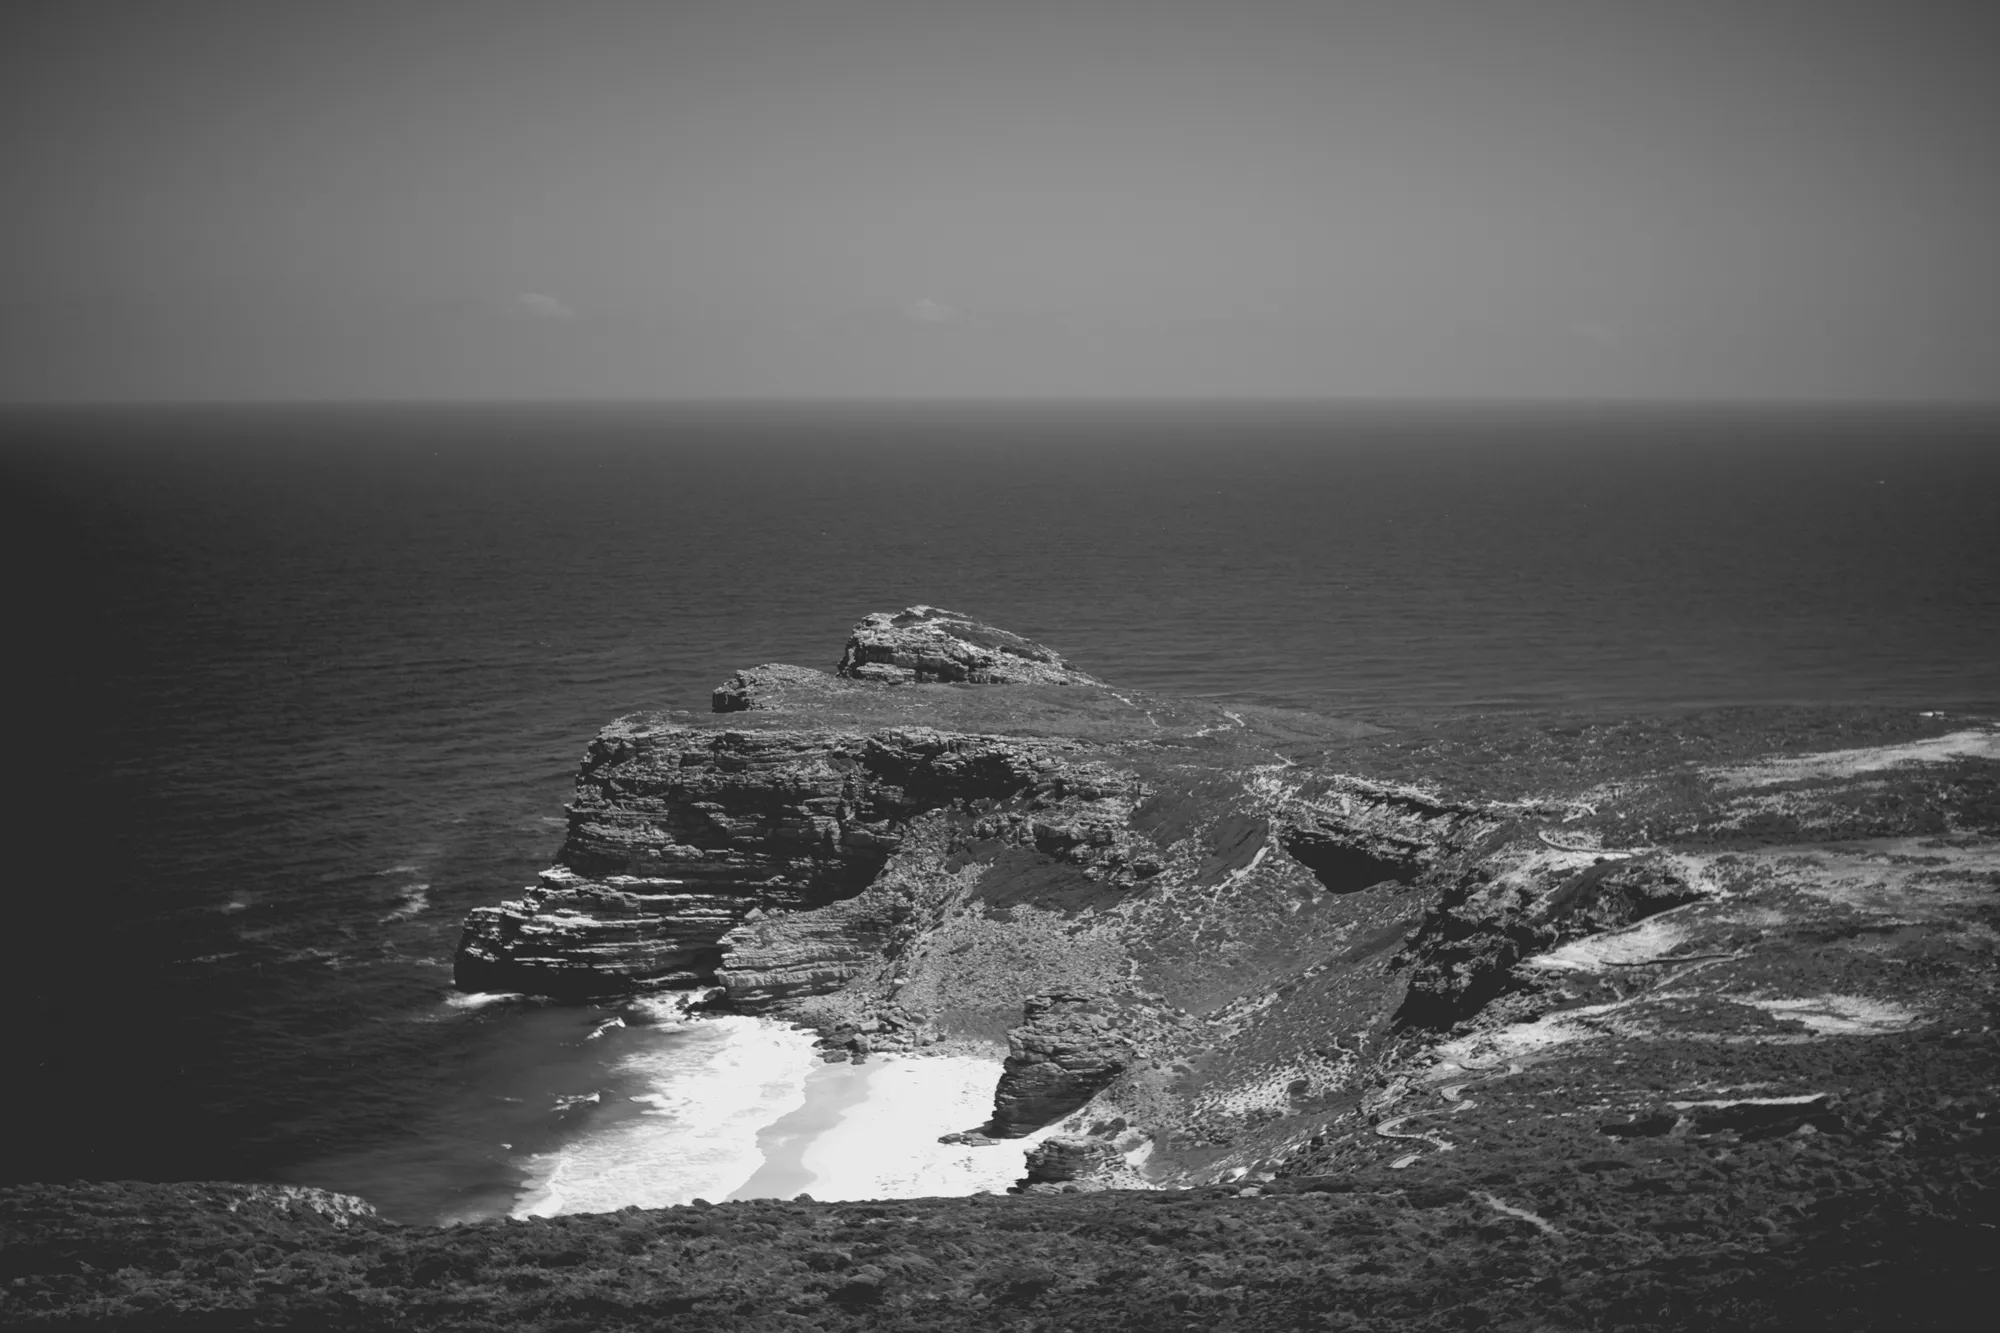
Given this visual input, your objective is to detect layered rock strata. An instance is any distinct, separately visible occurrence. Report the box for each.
[989,993,1134,1137]
[455,867,750,998]
[457,610,1999,1190]
[457,717,1079,998]
[1020,1135,1123,1185]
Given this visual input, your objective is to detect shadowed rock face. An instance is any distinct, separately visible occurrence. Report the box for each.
[989,994,1132,1137]
[1390,857,1705,1029]
[1021,1135,1123,1184]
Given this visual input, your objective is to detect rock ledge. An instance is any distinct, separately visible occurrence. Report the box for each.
[837,606,1100,686]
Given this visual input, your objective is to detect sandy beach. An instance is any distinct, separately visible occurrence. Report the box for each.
[730,1052,1052,1202]
[726,1058,878,1201]
[501,1020,1051,1218]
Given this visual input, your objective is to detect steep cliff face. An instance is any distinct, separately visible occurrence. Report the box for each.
[456,610,1998,1180]
[455,867,752,998]
[989,993,1134,1137]
[456,714,1083,998]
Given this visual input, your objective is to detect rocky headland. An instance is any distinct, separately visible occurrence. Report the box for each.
[7,608,1995,1329]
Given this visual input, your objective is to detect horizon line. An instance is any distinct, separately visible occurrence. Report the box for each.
[5,393,1999,412]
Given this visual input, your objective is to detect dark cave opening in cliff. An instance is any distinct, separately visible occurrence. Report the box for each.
[1280,834,1417,895]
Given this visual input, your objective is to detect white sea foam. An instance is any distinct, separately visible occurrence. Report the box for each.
[380,883,431,922]
[791,1054,1058,1202]
[444,991,526,1011]
[621,990,718,1026]
[510,1017,819,1217]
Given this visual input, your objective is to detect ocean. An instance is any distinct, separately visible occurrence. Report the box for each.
[4,400,1996,1223]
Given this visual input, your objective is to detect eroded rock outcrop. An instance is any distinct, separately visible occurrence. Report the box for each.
[989,993,1134,1138]
[1391,854,1703,1028]
[456,718,1080,998]
[836,605,1100,687]
[711,663,850,713]
[1021,1135,1123,1185]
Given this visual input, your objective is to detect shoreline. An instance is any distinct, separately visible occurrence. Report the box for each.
[501,1019,1040,1218]
[731,1048,1047,1203]
[727,1057,879,1201]
[508,1016,821,1219]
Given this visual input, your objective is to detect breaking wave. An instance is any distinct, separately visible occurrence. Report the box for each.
[510,1017,818,1217]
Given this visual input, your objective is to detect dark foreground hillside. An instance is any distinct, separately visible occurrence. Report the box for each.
[4,1036,1995,1333]
[6,950,1995,1330]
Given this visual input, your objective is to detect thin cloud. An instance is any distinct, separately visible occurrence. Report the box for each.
[900,297,958,324]
[516,292,578,319]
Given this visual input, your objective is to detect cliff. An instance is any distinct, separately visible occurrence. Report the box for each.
[453,610,2000,1194]
[454,716,1082,998]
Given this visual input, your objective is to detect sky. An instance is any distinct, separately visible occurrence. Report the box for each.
[2,0,1996,401]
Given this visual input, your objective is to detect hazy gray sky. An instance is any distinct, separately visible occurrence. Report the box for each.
[4,0,1996,400]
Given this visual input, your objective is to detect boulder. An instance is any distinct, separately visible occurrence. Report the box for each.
[988,993,1131,1137]
[1022,1136,1122,1184]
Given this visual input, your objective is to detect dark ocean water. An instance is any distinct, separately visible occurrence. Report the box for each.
[4,401,1996,1222]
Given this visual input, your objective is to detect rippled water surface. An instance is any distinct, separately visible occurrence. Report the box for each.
[5,401,1995,1219]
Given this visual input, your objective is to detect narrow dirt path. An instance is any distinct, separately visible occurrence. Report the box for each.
[1476,1191,1563,1237]
[1376,1061,1525,1169]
